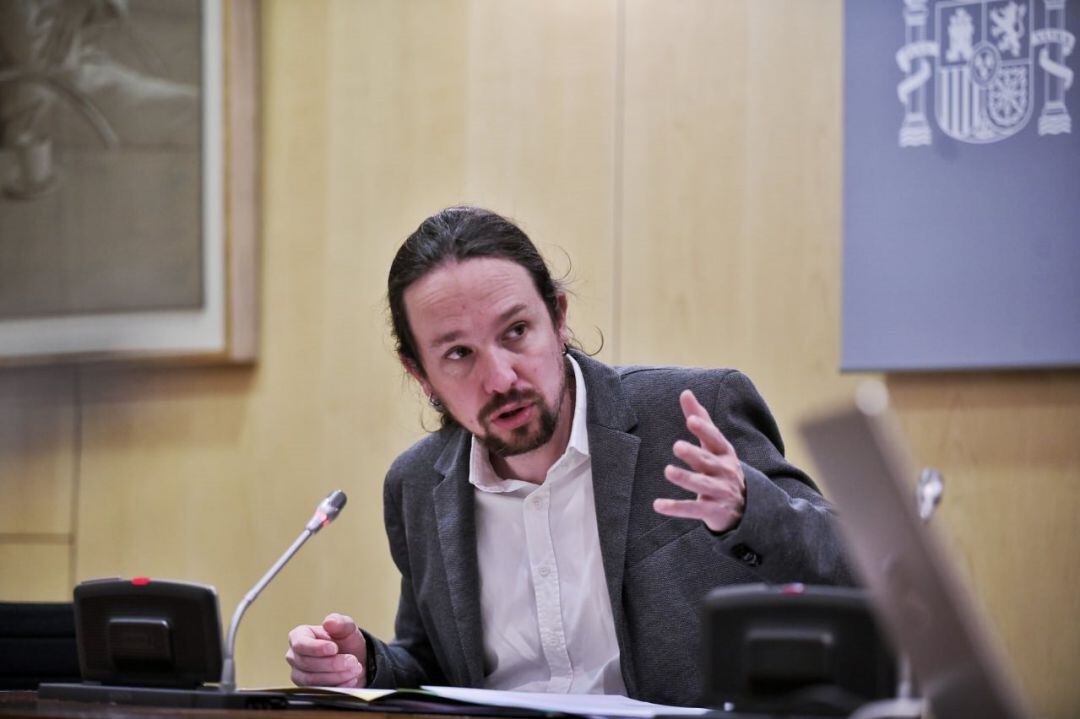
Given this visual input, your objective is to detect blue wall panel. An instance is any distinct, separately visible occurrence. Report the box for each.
[843,0,1079,371]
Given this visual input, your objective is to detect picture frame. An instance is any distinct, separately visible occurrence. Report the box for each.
[0,0,259,366]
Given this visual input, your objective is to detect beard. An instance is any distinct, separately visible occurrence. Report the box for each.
[476,359,571,458]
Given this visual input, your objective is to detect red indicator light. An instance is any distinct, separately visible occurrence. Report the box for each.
[780,583,806,595]
[132,576,151,586]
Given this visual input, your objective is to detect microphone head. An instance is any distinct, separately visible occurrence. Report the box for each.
[328,490,347,510]
[307,490,347,533]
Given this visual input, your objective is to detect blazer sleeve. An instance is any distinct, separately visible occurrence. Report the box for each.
[707,370,857,586]
[362,475,448,689]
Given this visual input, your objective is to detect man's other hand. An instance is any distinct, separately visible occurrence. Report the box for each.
[653,389,747,533]
[286,613,367,688]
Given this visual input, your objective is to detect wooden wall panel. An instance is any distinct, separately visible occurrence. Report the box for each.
[0,544,71,601]
[75,368,259,579]
[619,0,752,367]
[888,373,1080,717]
[459,0,618,359]
[620,1,863,462]
[0,367,75,600]
[0,368,75,536]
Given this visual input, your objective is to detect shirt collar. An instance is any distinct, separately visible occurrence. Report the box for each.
[469,354,589,493]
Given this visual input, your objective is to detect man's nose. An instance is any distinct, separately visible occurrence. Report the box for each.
[480,348,518,395]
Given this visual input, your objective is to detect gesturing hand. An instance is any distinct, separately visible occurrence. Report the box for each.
[286,613,367,688]
[653,389,746,533]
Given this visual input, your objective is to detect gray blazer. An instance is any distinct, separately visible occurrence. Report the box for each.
[364,351,854,705]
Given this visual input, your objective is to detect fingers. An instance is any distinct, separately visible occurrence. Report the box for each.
[322,613,357,640]
[673,439,733,478]
[673,390,741,486]
[287,619,368,688]
[653,496,742,533]
[660,463,744,529]
[322,613,367,660]
[286,645,363,674]
[653,497,713,522]
[287,652,365,688]
[288,624,339,659]
[679,390,733,455]
[678,388,709,422]
[663,464,742,500]
[655,389,746,534]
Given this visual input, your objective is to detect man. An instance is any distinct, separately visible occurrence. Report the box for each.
[287,206,853,706]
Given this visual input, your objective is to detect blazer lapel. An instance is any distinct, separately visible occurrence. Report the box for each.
[432,430,486,687]
[575,352,642,696]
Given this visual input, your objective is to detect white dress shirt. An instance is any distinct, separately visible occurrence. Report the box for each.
[469,355,627,695]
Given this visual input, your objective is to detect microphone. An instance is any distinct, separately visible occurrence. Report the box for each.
[219,490,348,693]
[306,489,348,532]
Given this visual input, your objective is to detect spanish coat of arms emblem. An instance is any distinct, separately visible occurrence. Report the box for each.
[897,0,1075,146]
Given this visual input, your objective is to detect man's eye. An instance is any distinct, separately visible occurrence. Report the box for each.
[506,322,527,340]
[445,346,471,361]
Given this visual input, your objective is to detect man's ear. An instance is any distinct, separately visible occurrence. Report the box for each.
[555,292,570,346]
[400,354,433,397]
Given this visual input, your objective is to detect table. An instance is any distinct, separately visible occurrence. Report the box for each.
[0,691,405,719]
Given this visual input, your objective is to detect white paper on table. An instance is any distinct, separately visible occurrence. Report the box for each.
[422,686,711,718]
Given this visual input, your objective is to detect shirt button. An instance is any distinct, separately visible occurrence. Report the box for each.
[538,565,551,578]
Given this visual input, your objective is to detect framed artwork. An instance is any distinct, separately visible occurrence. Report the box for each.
[0,0,258,365]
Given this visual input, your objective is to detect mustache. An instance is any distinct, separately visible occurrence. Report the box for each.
[480,388,540,422]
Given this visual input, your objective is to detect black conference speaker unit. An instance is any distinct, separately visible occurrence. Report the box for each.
[38,578,286,708]
[702,583,898,716]
[73,577,222,687]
